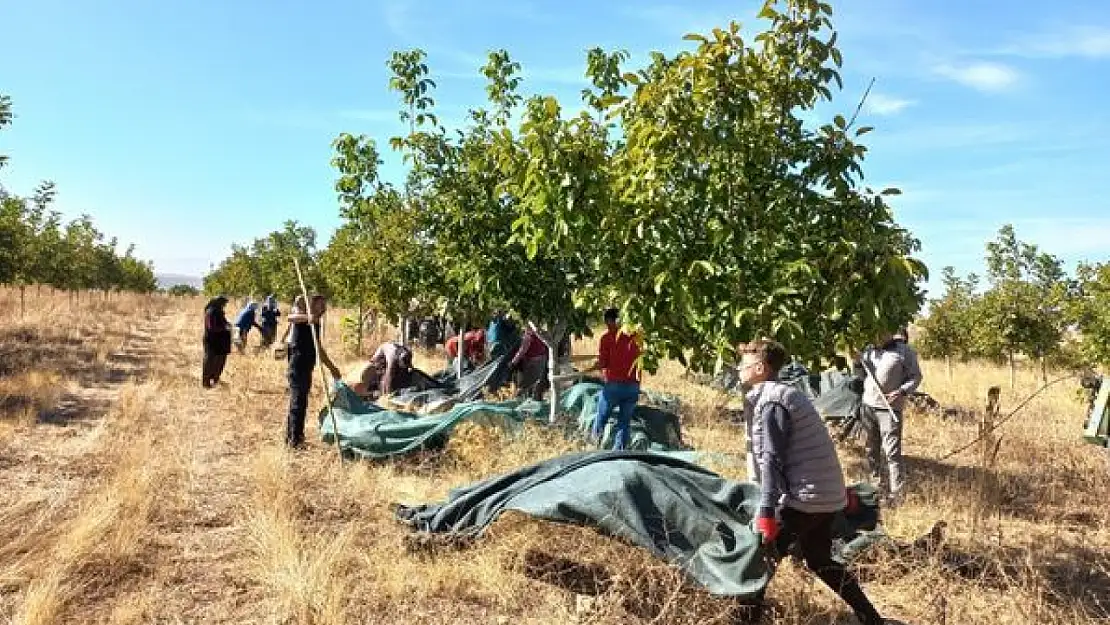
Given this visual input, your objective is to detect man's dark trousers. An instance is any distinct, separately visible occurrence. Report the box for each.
[772,507,883,624]
[286,359,313,447]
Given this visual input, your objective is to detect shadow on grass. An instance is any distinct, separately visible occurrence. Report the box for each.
[0,326,156,426]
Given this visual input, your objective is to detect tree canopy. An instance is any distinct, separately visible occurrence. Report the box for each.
[205,0,932,372]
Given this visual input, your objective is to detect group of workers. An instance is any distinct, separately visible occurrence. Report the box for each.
[202,293,920,623]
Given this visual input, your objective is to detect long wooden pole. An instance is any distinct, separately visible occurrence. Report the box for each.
[293,257,344,464]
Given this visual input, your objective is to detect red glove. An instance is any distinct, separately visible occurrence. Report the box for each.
[845,489,861,515]
[755,516,780,543]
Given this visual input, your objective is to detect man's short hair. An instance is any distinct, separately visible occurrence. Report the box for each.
[737,339,788,373]
[603,308,619,322]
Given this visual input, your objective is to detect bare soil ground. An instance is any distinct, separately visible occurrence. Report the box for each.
[1,290,1107,625]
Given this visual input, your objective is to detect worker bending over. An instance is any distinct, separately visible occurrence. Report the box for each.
[343,341,416,400]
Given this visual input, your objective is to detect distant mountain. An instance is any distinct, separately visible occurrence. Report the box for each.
[156,273,203,290]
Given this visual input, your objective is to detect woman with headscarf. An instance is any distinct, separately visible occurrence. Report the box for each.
[202,296,232,388]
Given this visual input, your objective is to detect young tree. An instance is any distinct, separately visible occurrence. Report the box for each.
[917,267,979,379]
[203,221,327,300]
[1070,262,1110,371]
[977,224,1069,386]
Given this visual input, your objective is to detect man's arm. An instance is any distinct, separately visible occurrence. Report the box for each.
[598,335,611,371]
[898,346,923,396]
[317,343,341,379]
[286,311,312,324]
[511,331,533,367]
[757,401,792,519]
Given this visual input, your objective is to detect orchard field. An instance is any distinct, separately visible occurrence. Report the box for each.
[0,288,1107,625]
[4,1,1110,623]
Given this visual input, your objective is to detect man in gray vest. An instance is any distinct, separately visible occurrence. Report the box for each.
[855,329,923,506]
[740,339,886,625]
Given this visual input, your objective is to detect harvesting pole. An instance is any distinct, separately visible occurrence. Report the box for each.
[293,256,344,465]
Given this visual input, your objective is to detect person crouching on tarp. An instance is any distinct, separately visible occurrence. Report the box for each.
[282,294,340,449]
[509,326,549,400]
[588,308,643,450]
[446,326,486,372]
[738,338,887,625]
[343,341,416,400]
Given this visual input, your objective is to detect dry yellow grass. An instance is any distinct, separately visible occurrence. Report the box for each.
[0,289,1107,624]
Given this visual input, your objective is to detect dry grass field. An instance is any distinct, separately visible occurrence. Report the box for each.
[0,289,1107,625]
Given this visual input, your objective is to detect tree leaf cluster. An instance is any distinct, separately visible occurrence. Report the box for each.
[1,98,157,295]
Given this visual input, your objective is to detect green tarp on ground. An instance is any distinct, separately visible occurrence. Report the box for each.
[319,380,690,460]
[395,450,885,598]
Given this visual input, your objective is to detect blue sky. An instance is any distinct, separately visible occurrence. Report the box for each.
[2,0,1108,297]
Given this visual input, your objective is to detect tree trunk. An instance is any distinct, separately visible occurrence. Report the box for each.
[455,313,463,381]
[1041,357,1048,384]
[20,285,25,320]
[527,320,567,425]
[356,299,364,356]
[1008,352,1016,390]
[946,355,952,382]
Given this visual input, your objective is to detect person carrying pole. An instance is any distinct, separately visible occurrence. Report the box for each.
[588,308,642,450]
[854,328,923,508]
[283,294,341,449]
[738,338,887,625]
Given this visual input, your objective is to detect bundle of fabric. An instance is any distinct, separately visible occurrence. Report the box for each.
[319,380,690,459]
[394,450,885,598]
[381,356,514,415]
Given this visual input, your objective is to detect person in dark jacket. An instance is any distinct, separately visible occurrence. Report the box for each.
[283,294,341,449]
[259,295,281,348]
[202,296,232,388]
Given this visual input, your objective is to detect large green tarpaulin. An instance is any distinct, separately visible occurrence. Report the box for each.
[395,450,884,597]
[319,380,690,460]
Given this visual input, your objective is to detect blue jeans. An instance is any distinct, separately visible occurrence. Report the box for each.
[592,382,640,450]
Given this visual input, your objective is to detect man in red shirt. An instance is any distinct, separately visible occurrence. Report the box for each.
[590,308,643,449]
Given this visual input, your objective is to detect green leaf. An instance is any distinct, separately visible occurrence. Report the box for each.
[855,126,874,137]
[654,272,668,294]
[880,187,902,196]
[833,114,847,130]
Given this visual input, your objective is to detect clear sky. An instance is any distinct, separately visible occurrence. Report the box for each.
[2,0,1108,296]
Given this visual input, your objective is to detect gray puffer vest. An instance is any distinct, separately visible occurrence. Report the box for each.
[746,380,847,514]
